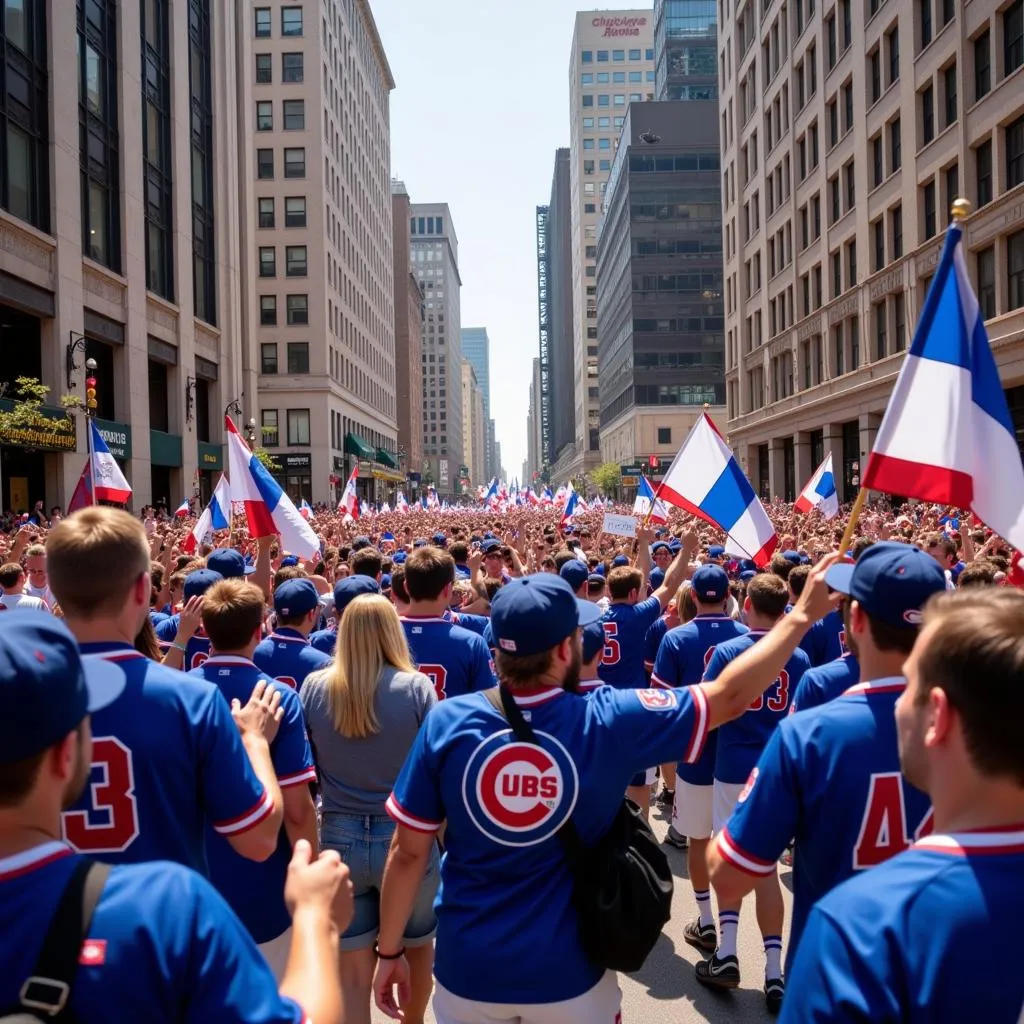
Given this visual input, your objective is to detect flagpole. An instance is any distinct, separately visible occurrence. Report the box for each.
[85,417,96,507]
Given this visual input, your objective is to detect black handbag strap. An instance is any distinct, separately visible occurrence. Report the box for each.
[17,859,111,1020]
[484,687,587,863]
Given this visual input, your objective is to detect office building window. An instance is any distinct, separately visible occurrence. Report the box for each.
[850,314,860,370]
[261,343,277,374]
[887,26,900,83]
[890,116,902,171]
[834,322,845,375]
[873,218,885,271]
[923,180,937,238]
[1006,0,1024,75]
[920,0,932,48]
[974,30,990,100]
[282,52,303,82]
[921,84,934,144]
[258,197,274,228]
[945,162,959,211]
[257,148,273,179]
[78,0,120,271]
[872,134,883,186]
[189,0,216,323]
[287,409,310,445]
[261,409,279,446]
[870,49,881,103]
[260,295,277,325]
[977,246,996,319]
[892,203,903,258]
[1007,115,1024,189]
[255,52,271,82]
[281,6,302,36]
[894,292,907,350]
[259,246,275,277]
[287,342,309,374]
[282,98,304,130]
[943,62,957,126]
[657,427,671,444]
[284,147,305,177]
[284,196,306,227]
[847,240,858,287]
[285,245,306,277]
[976,139,992,204]
[142,0,173,299]
[286,294,308,325]
[582,50,592,63]
[874,301,887,360]
[254,7,270,36]
[1010,230,1024,310]
[256,100,272,130]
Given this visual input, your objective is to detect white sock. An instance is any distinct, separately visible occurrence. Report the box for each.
[718,910,740,959]
[694,888,714,928]
[764,935,783,980]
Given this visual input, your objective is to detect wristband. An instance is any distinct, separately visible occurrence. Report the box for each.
[170,641,188,653]
[374,943,406,960]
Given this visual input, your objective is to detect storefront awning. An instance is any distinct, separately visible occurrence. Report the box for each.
[344,432,374,460]
[371,468,406,483]
[375,447,398,469]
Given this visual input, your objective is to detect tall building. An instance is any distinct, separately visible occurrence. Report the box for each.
[546,149,577,470]
[241,0,399,505]
[461,327,491,416]
[654,0,719,101]
[410,203,463,496]
[0,0,245,514]
[597,102,726,471]
[720,0,1024,502]
[461,360,486,490]
[391,181,423,495]
[567,11,655,481]
[525,356,544,483]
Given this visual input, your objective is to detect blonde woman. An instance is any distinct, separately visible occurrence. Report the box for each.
[300,594,438,1024]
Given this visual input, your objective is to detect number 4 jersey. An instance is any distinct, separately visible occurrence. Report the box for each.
[715,676,932,971]
[61,643,275,876]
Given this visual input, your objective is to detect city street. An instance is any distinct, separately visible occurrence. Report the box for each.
[372,801,789,1023]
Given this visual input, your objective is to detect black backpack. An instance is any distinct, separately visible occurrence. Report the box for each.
[485,686,673,972]
[2,860,110,1023]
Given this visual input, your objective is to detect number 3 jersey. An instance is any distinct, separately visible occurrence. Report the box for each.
[61,643,275,876]
[386,684,711,1006]
[400,616,495,701]
[716,677,931,970]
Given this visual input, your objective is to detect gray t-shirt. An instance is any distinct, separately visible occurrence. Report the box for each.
[300,664,437,817]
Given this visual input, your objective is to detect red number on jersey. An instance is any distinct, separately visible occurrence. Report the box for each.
[62,737,140,854]
[853,772,931,869]
[418,664,448,701]
[748,670,790,712]
[601,622,621,665]
[275,676,298,690]
[191,650,209,670]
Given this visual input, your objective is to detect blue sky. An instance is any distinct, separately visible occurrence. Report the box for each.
[373,0,603,478]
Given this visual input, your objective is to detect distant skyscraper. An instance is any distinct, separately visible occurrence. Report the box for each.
[410,204,463,496]
[568,11,655,481]
[461,327,491,417]
[654,0,718,102]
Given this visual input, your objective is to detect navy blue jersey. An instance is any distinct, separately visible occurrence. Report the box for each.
[781,829,1024,1024]
[401,615,495,701]
[450,611,490,636]
[253,627,331,691]
[651,615,749,785]
[191,657,316,943]
[708,631,810,784]
[798,608,846,667]
[644,615,670,672]
[790,653,859,714]
[0,843,306,1022]
[716,678,932,970]
[597,596,663,689]
[155,615,213,670]
[387,682,710,1004]
[61,644,273,876]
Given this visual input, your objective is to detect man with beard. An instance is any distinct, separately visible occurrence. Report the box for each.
[707,543,947,987]
[780,588,1024,1022]
[372,563,840,1024]
[0,612,349,1021]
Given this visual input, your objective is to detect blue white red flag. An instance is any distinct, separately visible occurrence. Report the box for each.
[183,475,230,554]
[633,475,669,524]
[794,453,839,520]
[173,498,191,518]
[299,498,314,521]
[560,484,579,528]
[88,421,132,504]
[862,221,1024,550]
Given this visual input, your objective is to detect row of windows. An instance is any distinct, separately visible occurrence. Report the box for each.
[255,99,305,131]
[581,48,653,63]
[257,195,306,228]
[258,244,307,278]
[260,341,309,375]
[255,51,303,83]
[256,146,306,179]
[582,116,625,130]
[581,92,647,108]
[581,70,654,85]
[258,293,308,326]
[411,215,444,235]
[254,6,303,38]
[259,408,308,447]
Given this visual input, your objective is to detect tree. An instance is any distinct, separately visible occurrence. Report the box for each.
[0,376,82,435]
[590,461,622,497]
[251,446,282,473]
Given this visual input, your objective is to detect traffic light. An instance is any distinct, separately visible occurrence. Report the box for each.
[648,454,659,470]
[85,375,98,414]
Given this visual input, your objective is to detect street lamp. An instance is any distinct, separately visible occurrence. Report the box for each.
[245,417,257,448]
[224,397,243,421]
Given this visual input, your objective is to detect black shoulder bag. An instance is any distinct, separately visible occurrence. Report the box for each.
[3,860,111,1023]
[485,687,673,972]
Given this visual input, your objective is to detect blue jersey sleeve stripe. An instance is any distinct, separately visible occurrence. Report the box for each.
[385,793,441,833]
[278,766,318,788]
[212,789,274,835]
[683,685,710,764]
[717,827,777,876]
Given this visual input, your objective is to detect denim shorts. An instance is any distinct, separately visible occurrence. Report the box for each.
[321,811,440,952]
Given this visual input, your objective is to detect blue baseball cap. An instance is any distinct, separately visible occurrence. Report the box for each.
[279,555,300,568]
[581,618,606,664]
[380,573,393,590]
[273,578,320,617]
[333,575,381,617]
[649,567,665,589]
[669,539,682,553]
[739,569,757,582]
[392,551,407,565]
[781,550,802,565]
[824,542,946,628]
[612,554,630,567]
[382,532,395,542]
[559,559,590,592]
[432,532,448,547]
[413,538,428,548]
[707,545,725,560]
[207,549,256,578]
[490,575,603,657]
[594,563,606,576]
[652,542,671,555]
[0,612,127,763]
[351,536,372,551]
[481,539,502,554]
[587,573,605,586]
[184,568,224,599]
[692,564,730,602]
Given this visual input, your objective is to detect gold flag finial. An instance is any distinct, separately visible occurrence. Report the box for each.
[951,198,972,222]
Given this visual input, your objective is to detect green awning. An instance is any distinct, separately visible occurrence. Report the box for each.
[344,432,374,460]
[376,447,398,469]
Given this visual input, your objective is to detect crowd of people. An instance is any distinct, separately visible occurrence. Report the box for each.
[1,493,1023,1023]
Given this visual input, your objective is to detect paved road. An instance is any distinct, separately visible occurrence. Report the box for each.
[371,801,792,1022]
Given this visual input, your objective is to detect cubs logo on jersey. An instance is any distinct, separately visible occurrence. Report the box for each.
[636,688,678,711]
[463,731,579,847]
